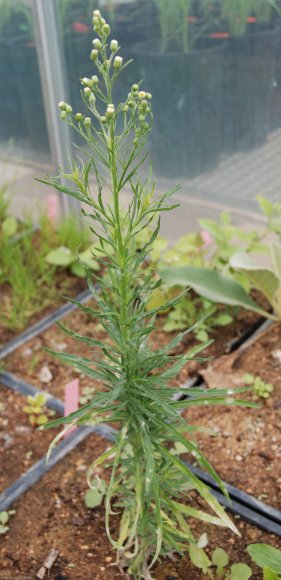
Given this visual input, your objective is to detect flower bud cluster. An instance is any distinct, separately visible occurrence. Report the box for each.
[126,85,152,129]
[81,75,99,104]
[92,9,110,40]
[75,113,92,127]
[125,86,152,144]
[58,101,73,120]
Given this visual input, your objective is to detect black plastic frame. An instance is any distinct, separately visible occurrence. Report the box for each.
[0,288,92,360]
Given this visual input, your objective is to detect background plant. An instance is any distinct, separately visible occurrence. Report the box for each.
[0,212,95,331]
[243,373,274,399]
[23,393,55,427]
[39,11,255,578]
[220,0,280,36]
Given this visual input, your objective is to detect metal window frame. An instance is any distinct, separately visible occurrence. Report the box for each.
[31,0,80,216]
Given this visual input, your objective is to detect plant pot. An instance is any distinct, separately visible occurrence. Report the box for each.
[221,22,281,152]
[9,35,49,153]
[132,38,226,179]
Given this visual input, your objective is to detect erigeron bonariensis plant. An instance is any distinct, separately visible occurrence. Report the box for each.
[39,11,254,578]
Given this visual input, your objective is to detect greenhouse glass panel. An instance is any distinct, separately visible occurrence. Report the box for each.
[0,0,50,159]
[54,0,281,223]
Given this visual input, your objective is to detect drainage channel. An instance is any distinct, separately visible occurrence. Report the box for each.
[0,288,92,360]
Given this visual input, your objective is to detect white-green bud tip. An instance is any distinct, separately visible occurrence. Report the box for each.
[75,113,83,121]
[123,105,129,113]
[90,49,99,62]
[138,91,146,99]
[91,75,99,84]
[132,84,139,93]
[110,39,118,52]
[113,56,123,69]
[60,111,67,120]
[65,105,72,113]
[102,23,110,36]
[84,87,91,98]
[93,10,101,18]
[84,117,91,126]
[101,115,106,123]
[82,77,93,86]
[58,101,66,110]
[106,104,115,118]
[92,38,102,49]
[146,92,152,100]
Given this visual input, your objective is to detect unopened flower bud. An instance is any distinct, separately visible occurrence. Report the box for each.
[60,111,67,120]
[113,56,123,69]
[106,104,115,118]
[82,77,92,86]
[132,84,138,93]
[66,105,72,113]
[92,38,102,49]
[110,39,118,52]
[139,114,145,122]
[128,100,134,107]
[91,75,99,84]
[92,16,99,27]
[102,23,110,36]
[123,105,129,113]
[58,101,66,110]
[101,115,106,123]
[75,113,83,121]
[146,92,152,100]
[84,117,91,126]
[90,49,99,62]
[101,18,106,25]
[84,87,91,98]
[93,10,101,18]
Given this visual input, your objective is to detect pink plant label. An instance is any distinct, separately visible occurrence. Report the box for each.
[201,230,213,246]
[64,379,80,436]
[47,194,60,225]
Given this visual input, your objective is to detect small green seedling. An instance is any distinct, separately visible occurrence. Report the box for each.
[243,374,273,399]
[247,543,281,578]
[79,386,96,405]
[45,245,99,277]
[163,296,233,341]
[23,393,55,426]
[189,543,252,579]
[0,510,15,535]
[85,478,107,509]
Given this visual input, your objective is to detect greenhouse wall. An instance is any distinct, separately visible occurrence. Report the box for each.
[1,0,281,226]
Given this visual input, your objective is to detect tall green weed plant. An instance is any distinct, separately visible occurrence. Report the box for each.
[39,12,254,578]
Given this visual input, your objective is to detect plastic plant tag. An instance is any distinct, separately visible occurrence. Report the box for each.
[64,379,79,436]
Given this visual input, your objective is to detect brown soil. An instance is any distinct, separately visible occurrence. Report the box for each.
[0,272,88,348]
[0,432,280,580]
[0,385,59,491]
[5,301,263,400]
[182,323,281,510]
